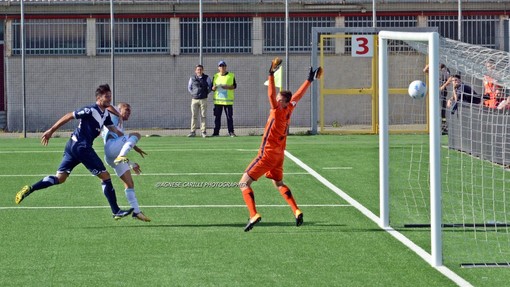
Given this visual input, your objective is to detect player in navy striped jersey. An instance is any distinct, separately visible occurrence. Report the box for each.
[15,84,134,220]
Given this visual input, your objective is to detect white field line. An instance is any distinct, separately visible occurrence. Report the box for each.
[0,204,350,210]
[0,150,65,153]
[284,150,473,287]
[0,172,309,177]
[0,148,258,154]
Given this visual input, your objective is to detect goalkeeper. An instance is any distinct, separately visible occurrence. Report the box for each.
[239,58,322,232]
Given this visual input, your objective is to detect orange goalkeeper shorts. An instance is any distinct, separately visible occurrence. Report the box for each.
[245,154,284,182]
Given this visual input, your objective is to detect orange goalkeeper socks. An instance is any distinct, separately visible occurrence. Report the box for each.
[242,187,257,217]
[279,185,299,213]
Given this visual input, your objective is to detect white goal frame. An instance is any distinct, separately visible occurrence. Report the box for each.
[378,31,442,266]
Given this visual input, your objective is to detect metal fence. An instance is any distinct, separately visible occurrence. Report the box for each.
[263,16,335,53]
[12,19,87,55]
[180,17,252,54]
[96,18,169,54]
[0,0,504,4]
[2,3,510,133]
[10,15,505,56]
[428,15,500,49]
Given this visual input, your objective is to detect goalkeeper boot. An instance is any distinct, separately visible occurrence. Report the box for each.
[133,211,151,222]
[244,213,261,232]
[15,185,33,204]
[113,208,134,220]
[270,57,283,74]
[114,156,129,165]
[295,209,304,227]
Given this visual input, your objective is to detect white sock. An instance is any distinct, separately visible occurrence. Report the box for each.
[125,188,140,213]
[119,135,139,157]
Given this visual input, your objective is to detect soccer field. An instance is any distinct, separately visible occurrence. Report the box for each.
[0,135,505,286]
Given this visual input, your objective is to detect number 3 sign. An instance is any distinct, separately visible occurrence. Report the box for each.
[352,35,374,57]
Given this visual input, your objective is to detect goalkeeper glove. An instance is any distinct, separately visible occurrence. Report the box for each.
[269,57,283,75]
[307,67,318,82]
[307,67,323,82]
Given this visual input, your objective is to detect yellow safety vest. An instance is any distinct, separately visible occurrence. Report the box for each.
[213,72,235,105]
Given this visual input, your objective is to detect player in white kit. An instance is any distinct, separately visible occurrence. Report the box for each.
[102,102,151,222]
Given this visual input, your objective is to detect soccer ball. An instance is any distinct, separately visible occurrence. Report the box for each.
[408,80,427,99]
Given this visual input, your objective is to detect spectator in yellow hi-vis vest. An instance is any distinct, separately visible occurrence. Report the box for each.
[211,60,237,137]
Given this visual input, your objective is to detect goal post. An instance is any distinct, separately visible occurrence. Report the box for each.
[311,26,510,270]
[378,31,442,266]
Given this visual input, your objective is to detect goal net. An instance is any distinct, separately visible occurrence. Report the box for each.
[381,32,510,268]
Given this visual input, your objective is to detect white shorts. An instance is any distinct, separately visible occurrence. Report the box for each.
[104,136,130,177]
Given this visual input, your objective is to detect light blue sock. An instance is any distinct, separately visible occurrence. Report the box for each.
[119,136,139,157]
[125,188,140,213]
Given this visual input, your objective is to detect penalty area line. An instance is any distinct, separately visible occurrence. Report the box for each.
[284,150,473,287]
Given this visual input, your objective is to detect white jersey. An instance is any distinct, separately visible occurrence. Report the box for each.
[101,106,123,144]
[102,107,131,176]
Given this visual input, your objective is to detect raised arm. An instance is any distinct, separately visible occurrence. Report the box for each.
[423,64,429,73]
[291,67,321,103]
[267,58,284,109]
[290,79,311,104]
[440,76,452,92]
[41,112,74,146]
[267,74,278,109]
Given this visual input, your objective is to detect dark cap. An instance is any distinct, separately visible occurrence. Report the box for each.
[218,61,226,66]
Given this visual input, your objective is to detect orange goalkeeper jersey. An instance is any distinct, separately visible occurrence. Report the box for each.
[257,76,311,158]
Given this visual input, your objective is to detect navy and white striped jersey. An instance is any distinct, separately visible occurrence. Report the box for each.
[72,104,113,146]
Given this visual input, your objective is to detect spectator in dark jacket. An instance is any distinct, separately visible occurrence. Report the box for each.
[187,64,212,138]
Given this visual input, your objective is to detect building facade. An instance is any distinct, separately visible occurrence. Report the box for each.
[0,0,508,132]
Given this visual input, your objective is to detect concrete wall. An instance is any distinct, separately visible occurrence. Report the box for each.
[0,0,459,132]
[6,52,426,132]
[1,2,508,137]
[6,55,315,132]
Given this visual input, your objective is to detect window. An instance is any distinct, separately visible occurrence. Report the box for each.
[180,17,252,54]
[12,19,86,55]
[263,16,335,53]
[97,18,169,54]
[428,15,499,49]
